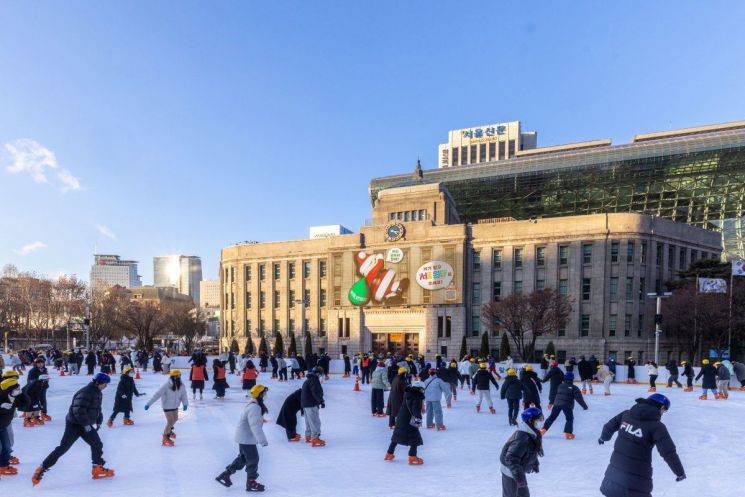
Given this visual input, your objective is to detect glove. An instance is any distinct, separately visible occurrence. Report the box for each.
[320,403,325,409]
[0,403,12,409]
[598,438,605,445]
[84,425,93,433]
[676,475,686,482]
[144,405,150,411]
[183,404,188,411]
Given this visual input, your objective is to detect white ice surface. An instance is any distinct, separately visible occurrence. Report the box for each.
[2,369,741,496]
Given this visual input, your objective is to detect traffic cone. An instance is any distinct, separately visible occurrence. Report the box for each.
[135,369,141,380]
[353,376,360,392]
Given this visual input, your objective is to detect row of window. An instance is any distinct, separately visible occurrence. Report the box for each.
[244,318,327,337]
[225,260,327,283]
[388,210,427,222]
[241,289,323,310]
[478,275,649,304]
[449,140,515,166]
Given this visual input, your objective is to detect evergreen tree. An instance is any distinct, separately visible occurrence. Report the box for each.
[304,333,313,356]
[273,333,284,355]
[259,337,269,355]
[288,334,297,355]
[245,335,255,355]
[480,331,490,357]
[499,333,511,361]
[545,340,556,358]
[459,335,467,359]
[230,338,239,354]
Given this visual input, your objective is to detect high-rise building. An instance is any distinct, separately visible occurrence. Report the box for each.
[200,280,221,308]
[90,254,141,294]
[153,255,203,304]
[437,121,537,168]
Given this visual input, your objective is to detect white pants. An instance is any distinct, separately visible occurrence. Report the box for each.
[581,379,593,391]
[476,390,493,408]
[603,375,613,394]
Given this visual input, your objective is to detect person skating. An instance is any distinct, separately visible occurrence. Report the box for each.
[387,367,407,429]
[578,355,594,395]
[212,358,229,399]
[85,351,97,376]
[32,373,114,485]
[106,367,141,427]
[1,374,30,476]
[499,407,544,497]
[540,354,550,380]
[467,358,479,395]
[500,368,525,426]
[645,361,659,392]
[301,366,325,447]
[447,361,459,401]
[695,359,718,400]
[732,360,745,390]
[144,369,188,446]
[595,365,614,396]
[540,372,588,439]
[626,356,637,384]
[27,357,52,422]
[665,359,682,388]
[520,365,542,410]
[474,361,500,414]
[458,356,472,390]
[242,360,259,396]
[598,393,685,497]
[215,384,269,492]
[423,368,451,430]
[277,355,288,382]
[541,360,565,410]
[189,361,209,400]
[276,389,303,441]
[370,361,390,417]
[681,360,694,391]
[384,380,425,465]
[22,372,50,427]
[715,361,730,399]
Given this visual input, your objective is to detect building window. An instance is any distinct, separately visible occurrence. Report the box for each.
[611,242,620,263]
[337,318,344,338]
[609,315,617,337]
[559,279,568,300]
[446,315,452,337]
[289,262,296,279]
[582,243,593,264]
[471,314,480,336]
[498,141,506,160]
[303,289,311,306]
[655,278,661,295]
[581,315,590,337]
[472,282,481,305]
[319,319,326,337]
[479,143,486,162]
[437,316,444,338]
[493,281,501,301]
[536,247,546,267]
[627,241,635,263]
[289,290,296,307]
[259,319,265,336]
[638,314,644,337]
[470,144,477,164]
[452,147,458,165]
[558,328,566,337]
[559,245,569,266]
[273,263,280,280]
[419,209,425,220]
[508,139,515,157]
[514,248,523,268]
[489,142,496,160]
[639,277,645,300]
[473,251,481,271]
[333,286,341,306]
[273,290,280,308]
[320,289,327,307]
[691,249,698,261]
[303,261,311,279]
[460,146,467,165]
[624,314,632,337]
[246,291,252,309]
[679,247,686,270]
[259,264,266,280]
[230,267,235,283]
[668,245,675,269]
[514,281,523,295]
[536,279,545,290]
[288,319,295,334]
[582,278,592,301]
[405,211,410,221]
[493,249,502,269]
[626,277,633,301]
[656,243,663,266]
[344,318,351,338]
[246,319,252,335]
[245,265,252,280]
[319,260,327,278]
[610,277,619,301]
[259,291,266,309]
[231,292,235,309]
[303,319,309,334]
[641,242,647,264]
[389,212,396,221]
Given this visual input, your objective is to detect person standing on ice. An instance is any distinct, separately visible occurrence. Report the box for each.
[458,356,472,390]
[106,366,141,427]
[242,360,259,396]
[26,357,51,423]
[474,361,500,414]
[384,380,425,465]
[212,358,229,399]
[595,365,614,396]
[301,366,325,447]
[598,393,685,497]
[499,407,544,497]
[189,360,209,400]
[680,360,694,391]
[276,389,303,442]
[387,367,408,429]
[539,353,550,380]
[423,367,450,430]
[732,360,745,390]
[519,365,542,410]
[626,356,637,383]
[577,355,594,395]
[540,372,587,440]
[500,368,524,426]
[541,360,564,410]
[665,359,682,388]
[695,359,718,400]
[215,384,269,492]
[144,369,188,446]
[370,361,390,417]
[32,373,114,486]
[1,373,30,476]
[645,361,659,392]
[714,361,730,399]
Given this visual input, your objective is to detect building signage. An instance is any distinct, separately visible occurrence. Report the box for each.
[386,248,404,263]
[462,125,506,139]
[415,261,454,290]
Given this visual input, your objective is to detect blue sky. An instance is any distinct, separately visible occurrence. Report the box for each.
[2,1,745,284]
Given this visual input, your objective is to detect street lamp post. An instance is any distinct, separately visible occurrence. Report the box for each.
[647,292,672,364]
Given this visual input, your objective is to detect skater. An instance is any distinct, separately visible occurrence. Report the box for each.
[277,355,288,382]
[270,355,278,379]
[578,356,594,395]
[387,367,407,429]
[144,369,189,446]
[715,361,730,399]
[665,359,682,388]
[384,380,425,465]
[500,407,544,497]
[85,351,97,375]
[474,361,500,414]
[242,360,259,396]
[681,360,694,391]
[343,354,351,377]
[32,373,114,486]
[447,360,460,401]
[645,361,659,392]
[540,353,550,380]
[161,352,172,375]
[360,354,371,384]
[695,359,718,400]
[500,368,524,425]
[228,350,237,375]
[542,360,565,410]
[598,393,686,497]
[732,360,745,390]
[352,354,359,377]
[301,366,325,446]
[520,365,542,410]
[276,389,303,441]
[540,373,588,439]
[626,356,637,384]
[215,385,269,492]
[22,372,49,427]
[106,367,141,427]
[26,357,51,423]
[595,365,614,395]
[371,361,390,417]
[190,361,208,400]
[423,367,451,430]
[605,357,617,381]
[1,373,30,475]
[213,358,229,399]
[458,356,472,390]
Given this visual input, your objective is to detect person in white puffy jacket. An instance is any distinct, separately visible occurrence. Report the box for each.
[161,353,172,374]
[144,369,188,446]
[645,361,659,393]
[458,357,472,390]
[215,384,269,492]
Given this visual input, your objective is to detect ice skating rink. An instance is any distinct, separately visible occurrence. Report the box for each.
[5,370,741,496]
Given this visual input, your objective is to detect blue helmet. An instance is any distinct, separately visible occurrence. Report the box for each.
[521,407,544,424]
[564,372,574,381]
[93,373,111,384]
[647,393,671,411]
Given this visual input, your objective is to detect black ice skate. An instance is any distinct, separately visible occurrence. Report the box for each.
[215,471,233,487]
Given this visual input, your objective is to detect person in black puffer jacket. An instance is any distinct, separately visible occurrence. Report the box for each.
[694,359,718,399]
[385,382,425,465]
[599,394,685,497]
[541,373,587,439]
[276,389,303,441]
[300,367,325,446]
[665,359,682,388]
[27,358,51,421]
[577,356,594,395]
[500,368,525,426]
[681,360,694,391]
[541,361,564,408]
[106,367,141,427]
[520,366,542,410]
[32,373,114,485]
[500,407,544,497]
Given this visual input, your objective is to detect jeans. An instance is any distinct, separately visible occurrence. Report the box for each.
[581,379,593,391]
[279,368,288,381]
[686,375,693,388]
[667,374,682,387]
[304,406,321,438]
[226,444,259,480]
[543,405,574,434]
[702,388,719,397]
[649,375,658,388]
[507,398,520,425]
[476,389,493,408]
[361,369,370,384]
[352,366,359,376]
[42,422,105,469]
[425,401,443,427]
[371,389,385,414]
[0,427,11,467]
[502,473,530,497]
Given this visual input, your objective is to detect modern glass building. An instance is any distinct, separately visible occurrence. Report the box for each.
[370,121,745,259]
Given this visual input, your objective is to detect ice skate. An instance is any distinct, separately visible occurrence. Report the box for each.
[589,388,594,395]
[581,388,586,394]
[9,456,19,465]
[547,403,553,410]
[604,392,611,396]
[311,437,326,447]
[31,465,47,486]
[305,435,312,443]
[123,418,135,426]
[564,433,576,440]
[437,425,447,431]
[426,424,435,429]
[215,470,233,487]
[288,434,301,442]
[92,465,115,479]
[41,414,52,422]
[407,456,424,465]
[0,466,18,475]
[32,416,45,426]
[169,430,177,439]
[247,479,265,492]
[23,418,34,428]
[699,395,707,400]
[384,452,395,461]
[648,387,656,392]
[489,407,496,414]
[475,405,480,413]
[106,419,113,428]
[162,436,175,446]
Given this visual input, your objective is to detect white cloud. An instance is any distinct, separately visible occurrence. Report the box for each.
[13,241,47,256]
[3,138,82,192]
[96,224,117,241]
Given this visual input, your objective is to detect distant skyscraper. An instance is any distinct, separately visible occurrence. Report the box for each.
[199,280,220,308]
[90,254,141,293]
[153,255,203,304]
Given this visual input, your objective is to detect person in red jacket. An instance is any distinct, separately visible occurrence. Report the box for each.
[242,360,259,397]
[212,359,229,399]
[189,363,209,400]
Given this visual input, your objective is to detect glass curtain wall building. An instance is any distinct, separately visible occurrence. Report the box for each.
[370,122,745,259]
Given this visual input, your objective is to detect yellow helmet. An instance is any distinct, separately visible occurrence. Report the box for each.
[122,367,133,375]
[398,367,408,374]
[169,369,182,378]
[1,378,19,391]
[525,365,533,372]
[479,362,487,369]
[470,358,476,363]
[1,370,19,379]
[250,384,268,399]
[596,365,603,369]
[507,368,517,376]
[681,360,688,365]
[702,359,710,365]
[714,361,722,366]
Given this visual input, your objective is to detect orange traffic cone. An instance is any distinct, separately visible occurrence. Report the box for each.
[354,376,360,392]
[135,369,141,380]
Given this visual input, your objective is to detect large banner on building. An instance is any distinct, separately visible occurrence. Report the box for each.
[348,251,409,306]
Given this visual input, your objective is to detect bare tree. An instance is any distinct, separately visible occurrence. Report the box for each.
[482,294,528,360]
[162,301,206,354]
[117,301,164,352]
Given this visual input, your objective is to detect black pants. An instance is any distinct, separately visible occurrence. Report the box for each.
[502,473,530,497]
[226,443,259,481]
[649,375,658,388]
[371,388,385,414]
[387,442,417,457]
[110,405,132,420]
[600,478,650,497]
[667,375,682,388]
[87,364,94,375]
[548,391,557,405]
[507,398,520,425]
[279,368,288,381]
[283,425,297,439]
[459,375,471,388]
[271,367,278,378]
[43,422,104,469]
[361,369,371,384]
[40,389,48,414]
[544,405,574,434]
[215,385,226,398]
[686,375,693,388]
